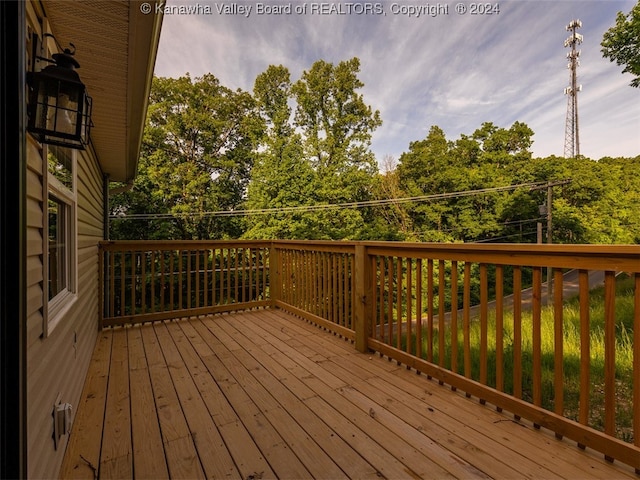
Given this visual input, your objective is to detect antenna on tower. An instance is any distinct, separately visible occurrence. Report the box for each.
[563,19,583,159]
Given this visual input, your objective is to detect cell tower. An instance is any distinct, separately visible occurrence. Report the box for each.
[563,19,583,159]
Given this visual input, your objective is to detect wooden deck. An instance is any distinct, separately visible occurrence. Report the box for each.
[60,309,636,479]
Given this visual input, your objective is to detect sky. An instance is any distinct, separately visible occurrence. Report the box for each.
[152,0,640,165]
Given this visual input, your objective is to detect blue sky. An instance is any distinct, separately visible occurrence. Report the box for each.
[153,0,639,164]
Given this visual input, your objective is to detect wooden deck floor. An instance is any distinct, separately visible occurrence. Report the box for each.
[60,309,636,479]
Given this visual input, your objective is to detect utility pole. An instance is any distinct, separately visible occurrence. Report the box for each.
[546,182,553,247]
[564,19,583,159]
[532,180,571,303]
[546,182,553,303]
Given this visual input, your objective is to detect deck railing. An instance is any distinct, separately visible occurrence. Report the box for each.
[271,242,357,340]
[99,240,270,327]
[99,240,640,472]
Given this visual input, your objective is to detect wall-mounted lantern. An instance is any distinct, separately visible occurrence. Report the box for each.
[27,39,92,150]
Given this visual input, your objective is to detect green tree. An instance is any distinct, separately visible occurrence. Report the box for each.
[600,155,640,243]
[395,122,535,242]
[245,58,382,240]
[110,74,262,240]
[396,125,454,240]
[292,58,382,240]
[244,65,316,239]
[292,58,381,173]
[472,121,534,163]
[370,155,414,241]
[510,155,640,244]
[601,1,640,87]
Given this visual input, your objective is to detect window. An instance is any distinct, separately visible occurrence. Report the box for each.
[46,145,77,331]
[48,195,67,299]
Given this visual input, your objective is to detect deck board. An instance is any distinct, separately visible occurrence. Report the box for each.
[127,327,169,480]
[190,320,313,479]
[99,329,132,476]
[60,331,112,479]
[155,322,240,479]
[61,309,636,479]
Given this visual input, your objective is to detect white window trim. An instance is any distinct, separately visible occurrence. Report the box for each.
[44,146,78,336]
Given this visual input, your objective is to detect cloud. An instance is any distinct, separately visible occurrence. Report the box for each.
[154,0,640,162]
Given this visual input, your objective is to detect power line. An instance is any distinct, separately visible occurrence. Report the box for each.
[110,181,554,221]
[473,230,540,243]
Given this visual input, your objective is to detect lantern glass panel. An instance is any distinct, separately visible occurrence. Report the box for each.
[40,78,82,138]
[29,69,90,149]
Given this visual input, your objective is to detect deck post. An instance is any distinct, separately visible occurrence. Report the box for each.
[354,244,371,353]
[270,243,281,308]
[98,244,104,330]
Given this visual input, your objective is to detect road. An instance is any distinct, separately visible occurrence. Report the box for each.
[377,270,609,334]
[442,269,606,322]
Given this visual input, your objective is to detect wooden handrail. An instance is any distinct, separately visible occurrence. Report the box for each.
[99,239,640,472]
[99,241,271,327]
[272,243,357,339]
[271,241,640,472]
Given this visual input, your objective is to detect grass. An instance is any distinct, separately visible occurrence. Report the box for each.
[398,273,637,443]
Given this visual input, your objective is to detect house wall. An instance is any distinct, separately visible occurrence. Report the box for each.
[26,131,104,478]
[24,3,107,476]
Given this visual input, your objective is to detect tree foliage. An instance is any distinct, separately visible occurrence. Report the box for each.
[392,121,640,244]
[244,58,382,240]
[110,74,262,240]
[243,65,315,239]
[394,122,536,242]
[601,1,640,88]
[109,61,640,246]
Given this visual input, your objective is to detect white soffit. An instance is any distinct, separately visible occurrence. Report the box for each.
[44,1,163,182]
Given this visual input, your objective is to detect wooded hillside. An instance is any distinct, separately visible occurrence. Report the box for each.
[109,60,640,244]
